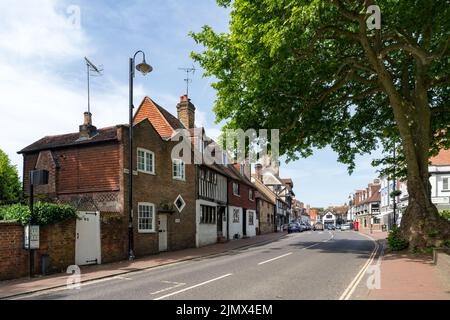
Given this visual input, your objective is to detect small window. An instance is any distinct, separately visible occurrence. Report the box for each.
[249,189,254,201]
[138,203,155,233]
[240,164,244,176]
[174,195,186,212]
[444,177,449,191]
[249,211,254,225]
[233,208,240,223]
[232,182,240,196]
[137,148,154,174]
[173,159,185,180]
[200,205,216,224]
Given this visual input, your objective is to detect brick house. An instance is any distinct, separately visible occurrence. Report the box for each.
[18,99,199,266]
[226,163,257,239]
[19,114,129,266]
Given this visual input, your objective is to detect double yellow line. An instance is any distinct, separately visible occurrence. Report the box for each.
[338,233,379,300]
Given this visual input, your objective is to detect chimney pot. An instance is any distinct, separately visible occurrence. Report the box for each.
[84,112,92,125]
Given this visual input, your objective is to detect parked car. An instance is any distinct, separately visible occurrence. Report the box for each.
[299,223,308,232]
[288,222,301,233]
[325,224,335,230]
[341,223,352,231]
[336,224,341,230]
[313,222,324,231]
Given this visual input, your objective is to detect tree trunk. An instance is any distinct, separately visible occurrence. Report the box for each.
[400,170,450,250]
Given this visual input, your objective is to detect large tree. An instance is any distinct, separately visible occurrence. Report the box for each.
[191,0,450,249]
[0,149,21,204]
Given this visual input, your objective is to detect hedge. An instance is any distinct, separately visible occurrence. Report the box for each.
[0,202,77,225]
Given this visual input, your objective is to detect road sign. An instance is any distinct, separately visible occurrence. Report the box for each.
[24,225,40,249]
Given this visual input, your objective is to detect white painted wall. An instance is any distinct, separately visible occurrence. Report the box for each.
[228,206,243,239]
[246,209,257,237]
[196,199,217,247]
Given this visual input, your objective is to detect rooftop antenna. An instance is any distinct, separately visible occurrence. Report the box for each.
[84,57,103,114]
[178,66,196,97]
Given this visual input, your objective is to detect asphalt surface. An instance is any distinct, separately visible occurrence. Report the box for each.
[14,230,376,300]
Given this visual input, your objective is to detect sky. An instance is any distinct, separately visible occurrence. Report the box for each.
[0,0,382,208]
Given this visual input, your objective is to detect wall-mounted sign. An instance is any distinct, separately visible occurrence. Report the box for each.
[432,196,450,204]
[24,225,40,249]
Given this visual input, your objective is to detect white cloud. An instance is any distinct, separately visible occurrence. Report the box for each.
[0,0,88,60]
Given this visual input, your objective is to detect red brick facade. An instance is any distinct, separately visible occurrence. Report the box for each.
[0,220,76,281]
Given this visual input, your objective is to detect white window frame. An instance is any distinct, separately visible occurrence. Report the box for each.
[232,182,240,196]
[174,194,186,213]
[443,176,450,191]
[172,159,186,181]
[138,202,155,233]
[249,189,254,201]
[137,148,155,175]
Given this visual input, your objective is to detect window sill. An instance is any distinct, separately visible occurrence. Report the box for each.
[138,230,156,234]
[138,170,155,175]
[173,177,186,182]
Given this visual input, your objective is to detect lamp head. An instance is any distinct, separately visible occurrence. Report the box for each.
[136,57,153,75]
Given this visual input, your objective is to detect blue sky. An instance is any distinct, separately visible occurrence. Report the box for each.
[0,0,382,207]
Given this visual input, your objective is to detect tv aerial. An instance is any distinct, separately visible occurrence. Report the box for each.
[84,57,103,114]
[178,65,196,97]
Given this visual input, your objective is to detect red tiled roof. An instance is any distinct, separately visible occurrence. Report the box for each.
[133,96,185,139]
[431,148,450,166]
[18,126,122,154]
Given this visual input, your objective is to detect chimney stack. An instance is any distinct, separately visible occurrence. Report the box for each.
[78,112,97,140]
[176,95,196,129]
[255,163,263,181]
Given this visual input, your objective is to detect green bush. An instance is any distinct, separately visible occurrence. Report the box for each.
[387,225,409,251]
[0,202,76,225]
[440,210,450,221]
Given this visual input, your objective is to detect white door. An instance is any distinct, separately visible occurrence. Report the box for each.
[75,212,101,265]
[158,215,168,252]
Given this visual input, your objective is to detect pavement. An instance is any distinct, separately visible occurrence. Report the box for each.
[352,228,450,300]
[0,231,287,299]
[3,228,449,300]
[6,230,377,300]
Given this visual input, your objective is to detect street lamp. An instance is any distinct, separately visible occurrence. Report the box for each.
[128,50,152,260]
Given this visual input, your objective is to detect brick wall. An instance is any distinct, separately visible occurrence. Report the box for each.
[0,222,29,280]
[228,180,257,210]
[0,219,76,281]
[123,121,197,257]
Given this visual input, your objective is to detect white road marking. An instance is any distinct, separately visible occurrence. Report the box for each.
[318,232,323,234]
[150,281,186,295]
[338,232,379,300]
[113,275,132,281]
[153,273,232,300]
[258,252,293,265]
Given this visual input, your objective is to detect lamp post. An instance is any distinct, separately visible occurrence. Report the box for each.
[128,50,153,261]
[392,140,397,228]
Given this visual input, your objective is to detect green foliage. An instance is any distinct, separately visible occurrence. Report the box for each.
[0,202,76,225]
[190,0,450,172]
[440,210,450,220]
[387,225,409,251]
[0,149,21,203]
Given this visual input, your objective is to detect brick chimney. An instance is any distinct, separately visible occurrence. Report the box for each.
[78,112,98,140]
[255,163,263,181]
[176,95,196,129]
